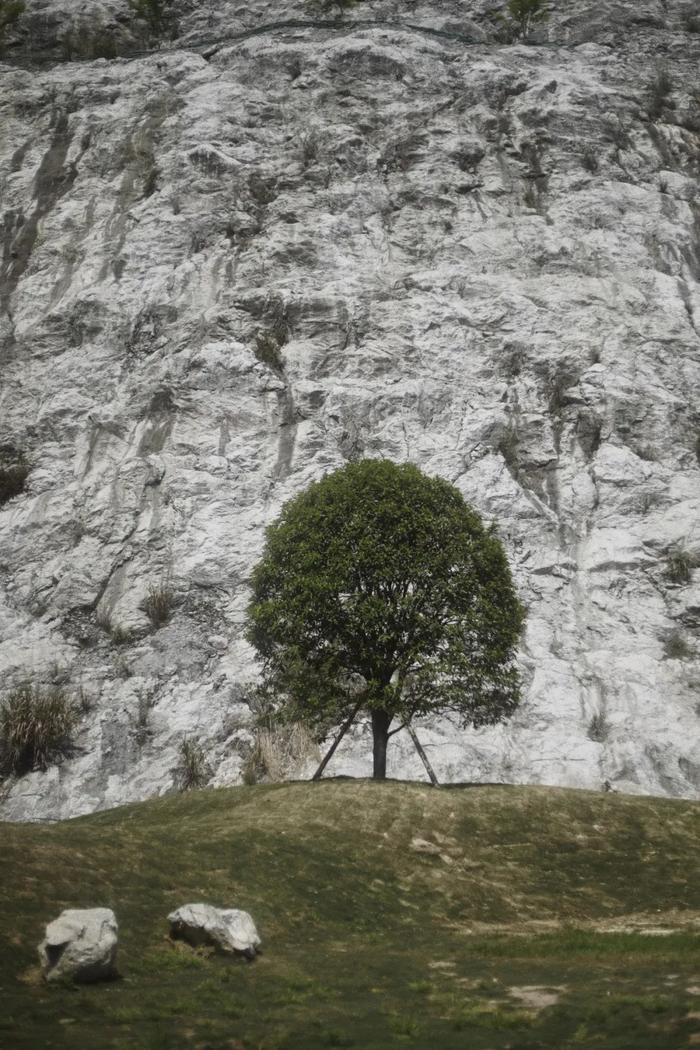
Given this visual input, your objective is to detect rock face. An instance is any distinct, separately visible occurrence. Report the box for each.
[0,0,699,819]
[168,903,261,958]
[38,908,118,982]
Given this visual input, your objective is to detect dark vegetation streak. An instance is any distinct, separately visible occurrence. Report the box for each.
[0,107,86,313]
[1,18,486,72]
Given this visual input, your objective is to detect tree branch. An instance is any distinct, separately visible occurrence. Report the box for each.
[311,698,363,781]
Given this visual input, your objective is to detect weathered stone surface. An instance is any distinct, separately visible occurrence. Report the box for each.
[168,903,261,958]
[38,908,118,983]
[0,0,699,818]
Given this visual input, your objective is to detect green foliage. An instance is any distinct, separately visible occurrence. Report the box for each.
[647,68,673,120]
[662,629,692,660]
[305,0,359,14]
[109,624,133,645]
[128,0,175,38]
[254,329,285,372]
[246,460,524,776]
[0,682,78,776]
[502,0,549,40]
[177,737,210,791]
[587,712,609,743]
[0,451,29,506]
[96,609,133,645]
[684,10,700,33]
[665,546,694,585]
[143,582,175,627]
[0,0,24,49]
[581,149,599,173]
[497,426,521,477]
[61,22,119,61]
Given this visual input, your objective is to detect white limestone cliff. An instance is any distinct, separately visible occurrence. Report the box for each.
[0,0,698,819]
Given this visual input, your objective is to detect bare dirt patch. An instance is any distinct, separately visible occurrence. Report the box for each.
[508,985,565,1009]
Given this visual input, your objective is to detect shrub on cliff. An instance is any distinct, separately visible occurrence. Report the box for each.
[0,683,78,777]
[0,451,30,506]
[501,0,549,41]
[305,0,361,14]
[177,737,211,791]
[0,0,25,50]
[128,0,176,39]
[246,459,524,779]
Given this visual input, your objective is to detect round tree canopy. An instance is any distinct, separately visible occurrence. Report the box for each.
[246,459,525,777]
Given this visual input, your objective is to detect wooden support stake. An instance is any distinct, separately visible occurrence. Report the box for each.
[407,725,439,786]
[311,702,362,781]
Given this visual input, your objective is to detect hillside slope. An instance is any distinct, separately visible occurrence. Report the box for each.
[0,0,699,818]
[1,782,699,1048]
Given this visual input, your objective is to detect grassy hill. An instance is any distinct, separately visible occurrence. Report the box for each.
[1,780,699,1049]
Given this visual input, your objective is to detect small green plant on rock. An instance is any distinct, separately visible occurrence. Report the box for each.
[588,712,609,743]
[128,0,176,39]
[305,0,359,14]
[501,343,527,379]
[110,624,133,645]
[144,582,175,627]
[647,68,673,120]
[662,629,692,660]
[300,131,320,169]
[0,683,78,777]
[0,451,30,506]
[581,149,599,173]
[177,737,211,791]
[254,330,285,372]
[97,610,133,645]
[61,22,119,60]
[665,546,694,585]
[501,0,549,41]
[523,184,539,209]
[133,687,157,745]
[497,427,521,478]
[0,0,24,51]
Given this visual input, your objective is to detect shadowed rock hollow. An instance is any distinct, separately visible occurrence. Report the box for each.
[0,0,699,818]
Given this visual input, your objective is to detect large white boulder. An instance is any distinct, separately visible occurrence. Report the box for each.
[168,903,261,959]
[38,908,118,983]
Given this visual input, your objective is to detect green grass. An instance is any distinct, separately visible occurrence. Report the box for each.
[1,781,699,1048]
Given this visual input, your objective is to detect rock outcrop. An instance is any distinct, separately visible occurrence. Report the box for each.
[168,903,261,958]
[0,0,699,818]
[38,907,119,982]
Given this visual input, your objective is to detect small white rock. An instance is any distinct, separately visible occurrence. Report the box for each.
[168,903,261,958]
[38,908,118,983]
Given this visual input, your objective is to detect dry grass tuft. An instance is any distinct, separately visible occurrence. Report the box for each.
[177,737,211,791]
[143,583,175,627]
[242,723,319,785]
[0,682,78,776]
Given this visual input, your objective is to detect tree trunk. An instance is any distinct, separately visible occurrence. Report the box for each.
[371,708,391,779]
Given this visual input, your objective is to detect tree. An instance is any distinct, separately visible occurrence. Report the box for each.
[502,0,548,40]
[246,460,525,780]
